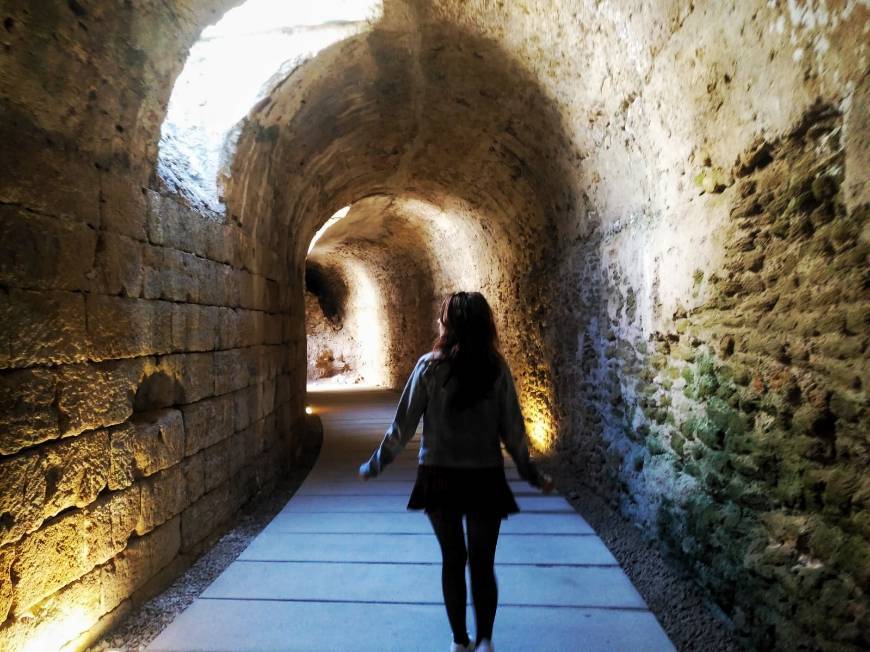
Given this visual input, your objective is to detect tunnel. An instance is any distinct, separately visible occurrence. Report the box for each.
[0,1,867,650]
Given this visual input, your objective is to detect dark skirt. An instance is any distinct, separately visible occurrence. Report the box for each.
[407,464,520,518]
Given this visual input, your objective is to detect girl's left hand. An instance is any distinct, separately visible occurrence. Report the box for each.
[358,462,371,481]
[540,474,555,494]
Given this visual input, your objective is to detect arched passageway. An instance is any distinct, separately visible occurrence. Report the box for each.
[0,1,866,650]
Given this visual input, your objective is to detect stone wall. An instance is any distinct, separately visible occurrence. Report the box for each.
[0,162,301,649]
[550,103,868,650]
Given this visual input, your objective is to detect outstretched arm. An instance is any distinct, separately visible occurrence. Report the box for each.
[360,356,429,479]
[499,363,545,488]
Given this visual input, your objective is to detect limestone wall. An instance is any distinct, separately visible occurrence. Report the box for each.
[0,178,301,649]
[0,3,309,647]
[551,103,868,649]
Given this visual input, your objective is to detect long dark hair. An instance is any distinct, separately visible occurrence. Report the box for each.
[432,291,502,410]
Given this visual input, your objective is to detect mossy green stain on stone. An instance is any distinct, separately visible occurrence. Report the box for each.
[681,366,695,385]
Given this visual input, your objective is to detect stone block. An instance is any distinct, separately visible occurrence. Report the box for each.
[265,313,284,344]
[0,545,12,622]
[182,394,234,456]
[140,244,165,300]
[236,309,262,347]
[0,367,60,455]
[233,385,256,432]
[275,373,291,407]
[142,246,198,303]
[56,358,147,437]
[0,451,44,547]
[248,418,266,457]
[4,288,88,367]
[230,431,249,477]
[100,171,147,240]
[12,502,113,613]
[148,515,182,575]
[145,190,208,256]
[86,295,172,359]
[262,412,281,452]
[214,348,251,395]
[255,378,277,421]
[251,274,271,311]
[171,303,219,352]
[237,270,257,310]
[0,288,7,369]
[265,278,282,311]
[102,535,151,613]
[229,463,257,511]
[199,259,227,306]
[42,428,111,520]
[0,121,100,227]
[204,221,234,265]
[109,410,184,490]
[91,231,144,297]
[180,483,231,551]
[218,307,243,349]
[0,206,98,291]
[157,352,215,404]
[0,561,103,652]
[106,486,141,549]
[212,262,240,307]
[203,438,233,492]
[223,225,246,269]
[139,465,187,534]
[182,451,206,504]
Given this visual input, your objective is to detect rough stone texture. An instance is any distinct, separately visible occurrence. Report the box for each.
[91,420,321,652]
[0,11,298,638]
[181,394,234,457]
[110,412,184,491]
[0,1,866,650]
[0,544,14,623]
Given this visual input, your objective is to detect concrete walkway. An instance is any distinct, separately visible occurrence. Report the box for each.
[149,389,674,651]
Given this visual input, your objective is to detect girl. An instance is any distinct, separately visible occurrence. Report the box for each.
[359,291,554,652]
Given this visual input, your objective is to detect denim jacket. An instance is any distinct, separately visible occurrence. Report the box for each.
[361,352,542,487]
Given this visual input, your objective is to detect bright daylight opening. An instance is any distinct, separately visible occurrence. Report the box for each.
[158,0,382,214]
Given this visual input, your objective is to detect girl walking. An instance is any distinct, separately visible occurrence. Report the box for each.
[359,291,554,652]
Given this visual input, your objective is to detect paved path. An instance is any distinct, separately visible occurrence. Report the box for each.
[149,389,674,651]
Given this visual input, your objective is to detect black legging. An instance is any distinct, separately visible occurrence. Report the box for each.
[428,510,502,646]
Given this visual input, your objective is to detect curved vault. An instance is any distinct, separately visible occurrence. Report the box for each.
[157,0,383,213]
[223,20,578,448]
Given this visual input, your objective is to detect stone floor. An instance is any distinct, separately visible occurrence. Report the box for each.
[148,389,674,651]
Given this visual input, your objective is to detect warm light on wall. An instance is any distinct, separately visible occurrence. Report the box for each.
[529,418,551,452]
[520,395,555,453]
[21,605,95,652]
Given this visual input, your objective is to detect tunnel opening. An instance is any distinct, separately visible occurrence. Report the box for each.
[157,0,383,214]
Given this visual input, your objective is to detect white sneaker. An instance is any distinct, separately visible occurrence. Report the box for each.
[450,643,473,652]
[474,640,494,652]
